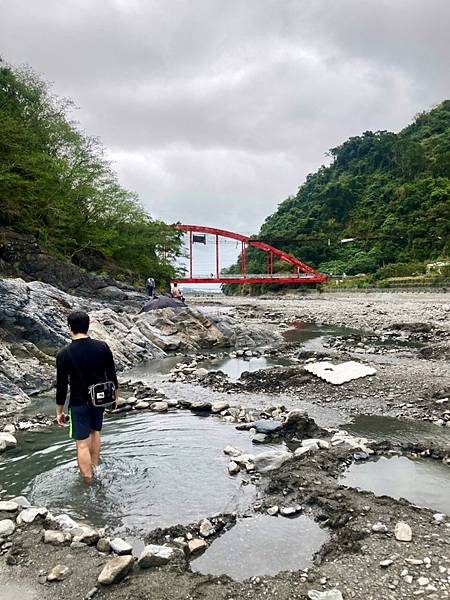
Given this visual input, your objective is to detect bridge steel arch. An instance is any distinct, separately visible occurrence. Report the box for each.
[172,224,327,285]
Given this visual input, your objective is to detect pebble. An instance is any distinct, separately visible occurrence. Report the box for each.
[280,506,302,517]
[417,577,429,586]
[267,506,279,516]
[199,519,215,538]
[395,521,412,542]
[379,559,394,568]
[372,522,388,533]
[228,461,240,475]
[187,539,207,554]
[44,530,68,545]
[110,538,132,555]
[16,507,48,525]
[307,590,343,600]
[0,520,15,536]
[0,501,19,512]
[47,564,72,582]
[97,538,111,554]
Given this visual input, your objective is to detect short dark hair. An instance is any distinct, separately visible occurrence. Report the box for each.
[67,311,90,334]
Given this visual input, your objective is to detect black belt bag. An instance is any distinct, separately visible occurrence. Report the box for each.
[89,381,116,408]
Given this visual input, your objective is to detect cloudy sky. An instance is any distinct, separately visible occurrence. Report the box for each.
[2,0,449,243]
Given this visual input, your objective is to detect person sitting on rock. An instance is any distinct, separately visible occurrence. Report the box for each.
[172,283,183,301]
[55,310,119,483]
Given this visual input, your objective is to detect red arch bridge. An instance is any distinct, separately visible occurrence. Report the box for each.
[171,224,327,285]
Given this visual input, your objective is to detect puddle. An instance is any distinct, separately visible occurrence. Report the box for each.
[345,414,450,447]
[282,322,362,350]
[199,355,293,382]
[191,514,329,581]
[340,455,450,514]
[0,412,283,536]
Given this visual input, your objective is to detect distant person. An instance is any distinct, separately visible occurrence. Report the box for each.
[55,311,119,483]
[172,283,182,300]
[145,277,155,297]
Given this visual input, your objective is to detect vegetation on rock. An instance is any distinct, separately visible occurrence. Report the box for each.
[0,62,180,285]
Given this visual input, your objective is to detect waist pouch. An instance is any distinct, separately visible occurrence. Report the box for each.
[88,381,116,407]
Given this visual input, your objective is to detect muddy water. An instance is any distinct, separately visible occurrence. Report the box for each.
[282,322,362,347]
[191,514,329,581]
[0,412,283,536]
[346,414,450,447]
[340,455,450,514]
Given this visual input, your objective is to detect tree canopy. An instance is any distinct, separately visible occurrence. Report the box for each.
[224,101,450,292]
[0,62,180,284]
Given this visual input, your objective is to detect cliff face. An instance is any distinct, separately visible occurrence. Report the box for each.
[0,228,140,300]
[0,278,279,416]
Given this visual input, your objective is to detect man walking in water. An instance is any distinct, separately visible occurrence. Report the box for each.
[56,311,118,483]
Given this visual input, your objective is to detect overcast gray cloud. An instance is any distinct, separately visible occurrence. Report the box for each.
[1,0,449,238]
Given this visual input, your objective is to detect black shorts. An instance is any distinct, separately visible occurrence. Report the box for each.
[68,405,104,441]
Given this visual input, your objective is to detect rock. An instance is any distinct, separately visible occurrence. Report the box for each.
[0,501,19,512]
[433,513,446,523]
[294,446,314,458]
[318,440,330,449]
[47,564,72,582]
[97,538,111,553]
[395,521,412,542]
[0,432,17,450]
[267,506,279,516]
[17,507,48,525]
[250,420,283,434]
[283,410,323,437]
[3,424,16,434]
[379,559,394,568]
[228,461,240,475]
[417,577,429,586]
[190,400,212,412]
[11,496,31,508]
[193,368,209,379]
[0,519,15,536]
[187,539,208,554]
[251,433,269,444]
[308,591,343,600]
[44,530,69,545]
[254,450,293,473]
[372,522,388,533]
[223,445,242,457]
[53,514,79,530]
[137,544,178,568]
[98,555,134,585]
[110,538,132,555]
[280,506,302,517]
[211,401,230,413]
[199,519,215,538]
[72,526,100,545]
[150,401,169,412]
[135,401,150,410]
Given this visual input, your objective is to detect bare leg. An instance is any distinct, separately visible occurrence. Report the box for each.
[90,430,101,467]
[76,439,93,483]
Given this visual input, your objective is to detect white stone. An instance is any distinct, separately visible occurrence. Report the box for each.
[395,521,412,542]
[0,501,19,512]
[433,513,446,523]
[267,506,279,516]
[417,577,429,586]
[110,538,132,555]
[3,424,16,434]
[44,530,68,545]
[53,514,78,530]
[0,519,15,536]
[308,590,343,600]
[135,401,150,410]
[47,564,72,582]
[0,432,17,449]
[151,401,169,412]
[72,526,100,545]
[137,544,177,568]
[372,522,388,533]
[379,559,394,568]
[223,445,242,457]
[11,496,31,508]
[17,507,48,525]
[188,538,207,554]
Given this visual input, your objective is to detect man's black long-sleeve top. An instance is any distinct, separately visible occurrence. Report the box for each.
[56,337,119,407]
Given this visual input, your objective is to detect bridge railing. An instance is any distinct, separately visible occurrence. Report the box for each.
[177,273,318,279]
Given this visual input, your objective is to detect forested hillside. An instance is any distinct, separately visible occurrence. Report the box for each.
[0,62,180,286]
[225,101,450,291]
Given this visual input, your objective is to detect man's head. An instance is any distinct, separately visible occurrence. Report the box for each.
[173,283,178,288]
[67,311,90,336]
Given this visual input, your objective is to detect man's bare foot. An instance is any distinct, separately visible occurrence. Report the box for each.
[83,476,93,485]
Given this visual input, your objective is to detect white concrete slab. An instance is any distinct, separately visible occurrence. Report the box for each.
[304,361,376,385]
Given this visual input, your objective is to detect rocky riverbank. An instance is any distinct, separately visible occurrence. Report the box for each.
[1,288,450,600]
